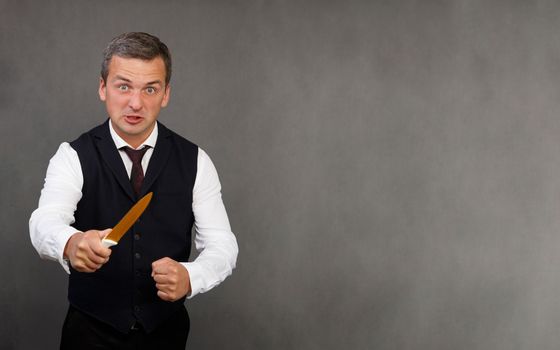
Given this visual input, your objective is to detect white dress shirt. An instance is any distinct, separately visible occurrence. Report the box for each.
[29,121,238,298]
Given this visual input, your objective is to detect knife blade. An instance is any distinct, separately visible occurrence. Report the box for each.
[102,192,153,248]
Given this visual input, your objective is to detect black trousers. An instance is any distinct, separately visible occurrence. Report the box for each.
[60,305,189,350]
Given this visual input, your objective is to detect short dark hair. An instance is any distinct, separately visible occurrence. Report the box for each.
[101,32,172,86]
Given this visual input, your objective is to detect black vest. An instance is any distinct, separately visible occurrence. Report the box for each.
[68,120,198,333]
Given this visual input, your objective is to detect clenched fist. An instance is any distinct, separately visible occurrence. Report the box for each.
[151,257,191,301]
[64,229,112,272]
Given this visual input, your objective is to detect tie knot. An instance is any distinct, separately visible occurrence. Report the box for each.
[122,146,149,165]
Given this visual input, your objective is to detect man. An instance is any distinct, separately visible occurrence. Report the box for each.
[29,32,238,349]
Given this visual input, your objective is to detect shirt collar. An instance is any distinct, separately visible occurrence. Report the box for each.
[108,120,158,150]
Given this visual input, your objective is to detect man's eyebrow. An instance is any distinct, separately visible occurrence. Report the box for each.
[111,76,162,86]
[145,80,163,86]
[112,75,132,83]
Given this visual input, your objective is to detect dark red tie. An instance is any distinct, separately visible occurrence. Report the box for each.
[123,146,149,196]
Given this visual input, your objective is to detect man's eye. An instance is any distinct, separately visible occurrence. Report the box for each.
[118,85,129,91]
[146,87,156,94]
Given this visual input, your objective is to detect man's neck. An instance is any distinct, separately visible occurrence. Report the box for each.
[108,120,158,150]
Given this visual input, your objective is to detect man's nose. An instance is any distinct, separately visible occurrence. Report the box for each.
[128,91,143,111]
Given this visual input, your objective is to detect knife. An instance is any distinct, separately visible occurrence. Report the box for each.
[101,192,153,248]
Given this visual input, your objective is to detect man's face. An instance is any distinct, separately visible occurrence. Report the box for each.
[99,55,170,147]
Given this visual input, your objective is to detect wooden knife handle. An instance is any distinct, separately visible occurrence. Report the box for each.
[101,239,117,248]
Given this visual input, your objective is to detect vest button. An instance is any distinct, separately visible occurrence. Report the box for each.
[134,233,140,241]
[135,252,141,259]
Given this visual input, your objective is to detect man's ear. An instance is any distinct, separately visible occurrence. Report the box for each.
[98,77,107,101]
[161,84,171,107]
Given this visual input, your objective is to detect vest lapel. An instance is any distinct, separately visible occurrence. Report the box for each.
[92,120,136,201]
[140,123,173,196]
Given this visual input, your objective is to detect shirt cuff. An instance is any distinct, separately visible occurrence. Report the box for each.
[181,262,203,299]
[55,227,80,274]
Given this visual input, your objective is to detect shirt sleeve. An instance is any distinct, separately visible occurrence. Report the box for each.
[182,148,238,298]
[29,142,84,274]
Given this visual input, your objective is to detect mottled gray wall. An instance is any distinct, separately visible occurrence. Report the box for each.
[3,0,560,349]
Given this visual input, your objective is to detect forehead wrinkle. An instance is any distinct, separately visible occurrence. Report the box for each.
[108,57,166,86]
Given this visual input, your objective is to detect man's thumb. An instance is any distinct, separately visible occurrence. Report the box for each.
[98,228,112,239]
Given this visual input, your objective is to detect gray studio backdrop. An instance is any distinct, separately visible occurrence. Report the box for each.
[3,0,560,349]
